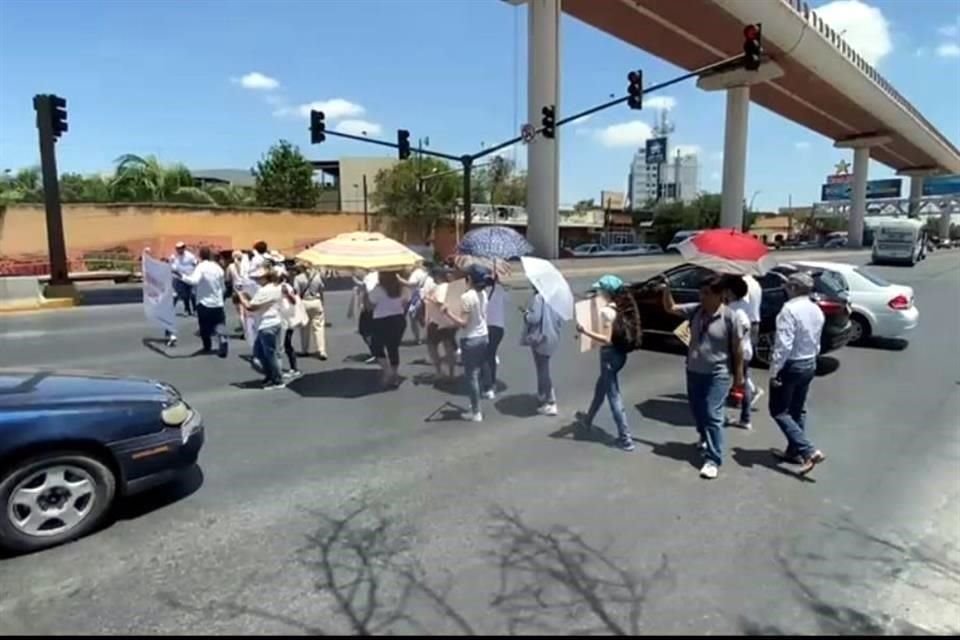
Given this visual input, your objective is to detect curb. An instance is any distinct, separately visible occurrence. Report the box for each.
[0,297,77,315]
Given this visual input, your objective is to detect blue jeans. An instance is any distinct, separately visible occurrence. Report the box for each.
[173,278,195,315]
[531,350,555,405]
[482,326,505,393]
[253,326,283,385]
[461,336,488,413]
[585,347,631,444]
[769,359,817,459]
[686,370,732,466]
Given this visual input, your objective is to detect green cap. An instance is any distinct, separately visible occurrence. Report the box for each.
[591,274,625,294]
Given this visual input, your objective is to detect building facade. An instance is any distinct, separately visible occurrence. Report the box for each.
[628,148,698,208]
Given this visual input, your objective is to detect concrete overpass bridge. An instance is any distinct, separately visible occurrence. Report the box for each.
[506,0,960,257]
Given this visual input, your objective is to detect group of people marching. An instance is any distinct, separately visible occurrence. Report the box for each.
[161,242,827,479]
[572,269,826,480]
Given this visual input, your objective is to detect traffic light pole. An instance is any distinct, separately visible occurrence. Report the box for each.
[310,52,747,235]
[33,96,70,286]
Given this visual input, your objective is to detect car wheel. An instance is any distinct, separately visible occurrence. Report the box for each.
[753,331,774,367]
[0,452,116,554]
[849,314,871,346]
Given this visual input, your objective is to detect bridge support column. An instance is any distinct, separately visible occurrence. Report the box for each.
[848,147,870,249]
[720,86,750,230]
[696,62,783,232]
[526,0,560,259]
[908,176,924,217]
[835,134,892,249]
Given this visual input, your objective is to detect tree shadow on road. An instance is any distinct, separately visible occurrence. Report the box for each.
[159,502,676,635]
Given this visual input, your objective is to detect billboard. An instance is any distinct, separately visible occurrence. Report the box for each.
[826,174,853,185]
[645,137,667,164]
[821,178,902,202]
[922,174,960,196]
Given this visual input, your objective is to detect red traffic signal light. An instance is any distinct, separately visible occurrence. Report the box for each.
[743,24,760,41]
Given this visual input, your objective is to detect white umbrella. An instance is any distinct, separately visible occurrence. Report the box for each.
[520,256,574,321]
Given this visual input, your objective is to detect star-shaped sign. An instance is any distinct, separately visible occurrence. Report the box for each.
[834,159,851,175]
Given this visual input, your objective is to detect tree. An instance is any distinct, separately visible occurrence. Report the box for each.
[574,198,596,212]
[60,173,110,203]
[110,154,193,202]
[253,139,319,209]
[475,156,526,207]
[0,167,42,203]
[206,184,255,207]
[371,157,460,239]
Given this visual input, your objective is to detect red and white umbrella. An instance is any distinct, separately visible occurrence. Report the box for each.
[677,229,776,275]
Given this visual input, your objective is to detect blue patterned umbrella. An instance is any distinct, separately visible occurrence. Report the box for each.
[456,225,533,260]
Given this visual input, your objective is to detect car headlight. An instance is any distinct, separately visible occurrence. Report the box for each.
[161,401,191,426]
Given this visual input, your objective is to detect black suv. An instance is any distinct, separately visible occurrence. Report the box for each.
[628,263,853,365]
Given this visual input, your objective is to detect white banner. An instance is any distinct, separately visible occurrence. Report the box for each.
[142,252,176,334]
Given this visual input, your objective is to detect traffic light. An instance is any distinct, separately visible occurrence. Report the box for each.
[743,23,762,71]
[310,110,326,144]
[541,105,555,139]
[50,95,67,139]
[627,70,643,110]
[397,129,411,159]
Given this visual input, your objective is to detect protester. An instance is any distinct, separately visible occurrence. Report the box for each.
[443,264,491,422]
[368,270,409,388]
[225,251,246,333]
[177,246,228,357]
[237,267,285,390]
[294,263,328,360]
[422,266,458,380]
[743,272,764,409]
[400,263,428,345]
[481,274,508,400]
[576,275,641,451]
[661,273,744,479]
[769,271,827,475]
[724,276,754,429]
[352,270,378,365]
[277,266,304,381]
[522,282,565,416]
[169,241,198,316]
[249,241,269,273]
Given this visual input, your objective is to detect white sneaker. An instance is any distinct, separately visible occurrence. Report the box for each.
[166,336,177,348]
[539,403,559,416]
[700,462,719,479]
[750,387,765,411]
[462,411,483,423]
[483,390,496,400]
[495,355,501,365]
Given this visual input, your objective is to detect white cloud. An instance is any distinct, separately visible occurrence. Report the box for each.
[335,119,382,136]
[595,120,653,148]
[795,141,812,150]
[938,16,960,38]
[273,98,366,120]
[936,42,960,58]
[233,72,279,91]
[569,113,592,125]
[816,0,892,65]
[644,96,677,111]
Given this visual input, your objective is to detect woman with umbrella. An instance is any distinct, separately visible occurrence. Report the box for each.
[442,264,493,422]
[520,256,572,416]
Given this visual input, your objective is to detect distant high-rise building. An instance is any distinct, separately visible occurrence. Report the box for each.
[627,112,699,208]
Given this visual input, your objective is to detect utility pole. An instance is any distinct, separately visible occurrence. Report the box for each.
[33,94,70,286]
[461,155,473,235]
[362,174,369,231]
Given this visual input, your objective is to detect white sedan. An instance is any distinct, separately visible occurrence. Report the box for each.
[793,260,919,344]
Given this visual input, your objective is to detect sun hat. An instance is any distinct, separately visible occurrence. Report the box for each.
[591,274,625,294]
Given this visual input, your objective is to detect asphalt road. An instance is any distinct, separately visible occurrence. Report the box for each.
[1,252,958,635]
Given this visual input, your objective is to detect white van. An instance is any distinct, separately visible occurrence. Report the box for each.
[872,218,924,266]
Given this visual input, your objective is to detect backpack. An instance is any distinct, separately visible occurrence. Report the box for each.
[611,294,643,353]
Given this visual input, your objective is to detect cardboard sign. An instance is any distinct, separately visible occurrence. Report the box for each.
[673,320,691,347]
[142,252,176,334]
[442,278,468,320]
[575,297,609,353]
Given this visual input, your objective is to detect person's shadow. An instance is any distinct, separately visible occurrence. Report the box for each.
[635,393,694,427]
[730,447,814,482]
[632,438,702,470]
[142,338,207,359]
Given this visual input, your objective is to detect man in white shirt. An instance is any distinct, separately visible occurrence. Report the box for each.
[769,272,826,475]
[179,246,228,357]
[169,241,198,316]
[237,268,286,389]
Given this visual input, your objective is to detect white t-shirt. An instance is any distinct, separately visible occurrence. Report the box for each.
[363,271,379,292]
[460,288,489,339]
[486,284,508,328]
[728,299,754,362]
[249,283,283,330]
[599,303,617,339]
[369,284,406,319]
[744,275,762,324]
[408,267,428,289]
[181,260,225,308]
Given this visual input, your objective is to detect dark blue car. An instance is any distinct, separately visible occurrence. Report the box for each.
[0,370,204,553]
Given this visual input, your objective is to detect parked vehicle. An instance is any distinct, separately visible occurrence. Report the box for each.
[793,261,918,344]
[823,236,848,249]
[0,371,205,553]
[665,230,700,253]
[871,218,925,266]
[568,243,607,257]
[628,263,853,365]
[606,243,664,256]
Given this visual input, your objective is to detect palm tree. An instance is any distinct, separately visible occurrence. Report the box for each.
[110,154,194,202]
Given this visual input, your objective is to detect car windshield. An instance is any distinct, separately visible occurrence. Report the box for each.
[814,271,846,296]
[854,267,891,287]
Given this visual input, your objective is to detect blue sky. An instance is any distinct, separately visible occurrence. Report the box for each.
[0,0,958,212]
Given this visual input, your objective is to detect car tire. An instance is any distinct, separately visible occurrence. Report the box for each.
[0,452,116,554]
[849,314,871,346]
